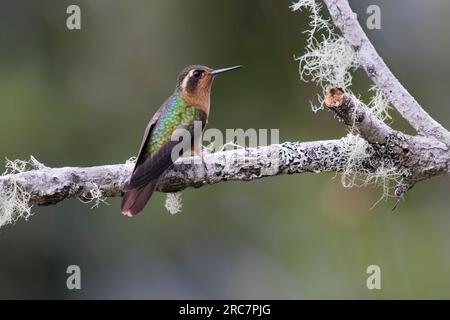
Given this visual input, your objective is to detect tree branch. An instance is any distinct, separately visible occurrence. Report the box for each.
[0,140,352,206]
[0,132,448,209]
[323,87,449,190]
[323,0,450,145]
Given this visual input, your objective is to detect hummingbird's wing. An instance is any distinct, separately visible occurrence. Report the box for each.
[131,104,168,174]
[123,120,203,191]
[120,131,189,216]
[121,119,196,216]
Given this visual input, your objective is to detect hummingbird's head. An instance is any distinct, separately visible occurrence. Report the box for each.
[176,65,241,114]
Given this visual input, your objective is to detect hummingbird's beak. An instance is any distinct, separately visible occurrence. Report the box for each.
[211,65,242,76]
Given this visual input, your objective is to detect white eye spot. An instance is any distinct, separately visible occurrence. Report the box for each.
[181,73,191,90]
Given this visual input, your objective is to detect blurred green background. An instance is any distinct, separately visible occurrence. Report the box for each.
[0,0,449,299]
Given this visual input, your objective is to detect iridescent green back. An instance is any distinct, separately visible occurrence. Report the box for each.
[148,93,206,154]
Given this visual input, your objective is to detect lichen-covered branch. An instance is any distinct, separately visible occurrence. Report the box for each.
[323,0,450,145]
[323,87,449,192]
[0,132,447,222]
[0,139,355,207]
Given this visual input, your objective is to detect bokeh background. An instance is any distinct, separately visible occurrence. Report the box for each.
[0,0,449,299]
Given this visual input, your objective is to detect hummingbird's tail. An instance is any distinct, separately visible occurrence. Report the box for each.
[121,182,156,216]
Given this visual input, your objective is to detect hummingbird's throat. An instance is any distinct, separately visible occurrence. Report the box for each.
[181,82,212,115]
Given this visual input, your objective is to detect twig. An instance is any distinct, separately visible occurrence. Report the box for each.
[324,87,394,143]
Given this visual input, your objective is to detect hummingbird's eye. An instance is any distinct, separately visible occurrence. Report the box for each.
[192,70,202,78]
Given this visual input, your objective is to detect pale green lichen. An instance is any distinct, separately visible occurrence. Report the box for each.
[165,192,183,215]
[367,85,392,123]
[339,135,405,203]
[0,158,33,228]
[292,0,359,99]
[78,182,109,209]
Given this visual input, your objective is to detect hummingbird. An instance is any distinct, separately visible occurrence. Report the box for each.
[121,64,242,216]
